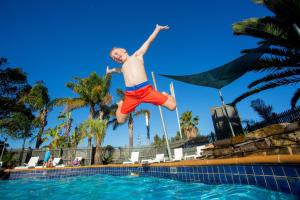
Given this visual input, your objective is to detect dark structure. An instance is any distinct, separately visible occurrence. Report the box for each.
[211,105,243,140]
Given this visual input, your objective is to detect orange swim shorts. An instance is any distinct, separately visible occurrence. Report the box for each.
[121,82,168,114]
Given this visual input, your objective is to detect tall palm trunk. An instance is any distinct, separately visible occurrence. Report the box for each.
[35,108,48,149]
[19,137,26,165]
[88,104,95,147]
[94,119,107,165]
[64,113,72,147]
[128,114,134,148]
[94,144,102,165]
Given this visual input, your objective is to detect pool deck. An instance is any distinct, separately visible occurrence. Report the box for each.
[7,154,300,172]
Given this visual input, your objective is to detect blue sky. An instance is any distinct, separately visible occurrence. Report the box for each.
[1,0,297,148]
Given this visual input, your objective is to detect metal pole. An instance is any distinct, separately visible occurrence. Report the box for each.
[218,89,235,137]
[170,82,183,139]
[151,72,172,160]
[0,139,6,162]
[145,112,150,145]
[293,23,300,37]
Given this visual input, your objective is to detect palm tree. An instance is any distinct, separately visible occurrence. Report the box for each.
[250,98,275,121]
[57,112,73,147]
[0,112,34,165]
[180,111,199,139]
[0,60,33,138]
[20,81,54,149]
[54,73,112,147]
[80,118,108,165]
[231,0,300,107]
[45,126,65,149]
[71,126,85,148]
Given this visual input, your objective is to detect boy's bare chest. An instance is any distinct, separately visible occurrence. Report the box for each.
[122,56,144,72]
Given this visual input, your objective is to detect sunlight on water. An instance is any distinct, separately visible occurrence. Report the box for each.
[0,175,296,200]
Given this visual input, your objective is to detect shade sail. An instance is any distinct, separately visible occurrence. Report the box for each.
[160,44,268,89]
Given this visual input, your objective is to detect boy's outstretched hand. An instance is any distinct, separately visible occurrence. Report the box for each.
[156,24,169,31]
[106,66,111,74]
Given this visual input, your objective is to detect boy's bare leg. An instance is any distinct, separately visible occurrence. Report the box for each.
[116,100,128,124]
[161,92,176,111]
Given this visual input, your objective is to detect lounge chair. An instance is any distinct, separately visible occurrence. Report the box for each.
[15,156,39,169]
[172,148,183,161]
[123,152,139,164]
[53,157,65,167]
[184,145,206,160]
[141,154,165,164]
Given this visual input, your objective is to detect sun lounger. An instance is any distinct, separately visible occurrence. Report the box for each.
[15,156,39,169]
[184,145,206,160]
[53,157,65,167]
[172,148,183,161]
[141,154,165,164]
[123,152,139,164]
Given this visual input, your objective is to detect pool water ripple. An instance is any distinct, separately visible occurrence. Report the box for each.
[0,174,297,200]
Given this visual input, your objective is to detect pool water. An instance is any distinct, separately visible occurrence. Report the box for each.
[0,174,297,200]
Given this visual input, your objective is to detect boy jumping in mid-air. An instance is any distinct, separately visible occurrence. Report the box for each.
[106,24,176,124]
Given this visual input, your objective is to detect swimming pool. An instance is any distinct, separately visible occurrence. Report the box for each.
[0,174,297,200]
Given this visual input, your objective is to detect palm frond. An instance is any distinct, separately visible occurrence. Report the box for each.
[251,56,300,72]
[232,77,300,105]
[116,88,125,101]
[233,16,287,38]
[134,109,150,117]
[248,68,300,88]
[241,47,300,58]
[291,88,300,108]
[258,0,300,25]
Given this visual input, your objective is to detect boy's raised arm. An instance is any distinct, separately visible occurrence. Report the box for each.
[106,66,122,75]
[134,24,169,57]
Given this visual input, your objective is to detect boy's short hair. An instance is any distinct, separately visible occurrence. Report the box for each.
[109,47,120,58]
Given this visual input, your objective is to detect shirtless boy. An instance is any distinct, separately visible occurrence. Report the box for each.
[106,24,176,124]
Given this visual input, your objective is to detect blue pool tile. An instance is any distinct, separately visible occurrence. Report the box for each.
[213,174,220,183]
[218,165,225,174]
[232,174,241,184]
[265,176,278,191]
[237,166,246,175]
[212,166,219,174]
[196,166,202,173]
[224,165,231,174]
[272,166,285,177]
[287,178,300,195]
[207,166,213,173]
[192,167,198,173]
[244,166,254,175]
[276,177,291,194]
[247,175,256,185]
[283,166,298,178]
[177,167,184,173]
[230,166,238,174]
[203,174,209,183]
[295,166,300,178]
[207,174,214,183]
[253,166,263,175]
[261,166,273,175]
[256,176,266,188]
[226,174,233,184]
[239,175,248,185]
[186,167,193,173]
[198,173,203,182]
[219,174,227,183]
[202,166,208,173]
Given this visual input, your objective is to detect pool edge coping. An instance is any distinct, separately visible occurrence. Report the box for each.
[6,154,300,172]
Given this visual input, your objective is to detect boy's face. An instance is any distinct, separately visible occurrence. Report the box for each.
[110,48,128,64]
